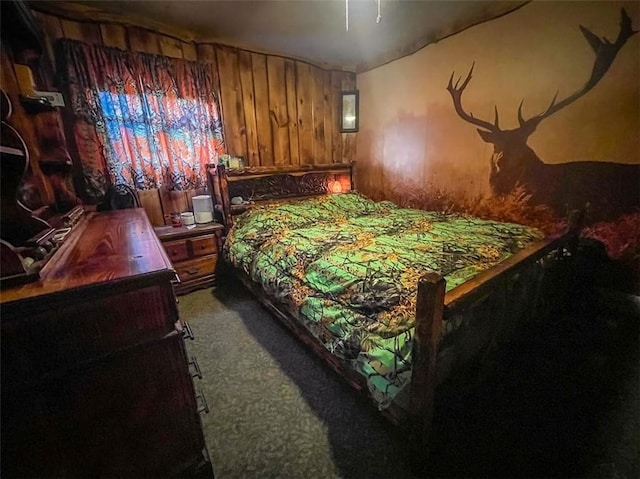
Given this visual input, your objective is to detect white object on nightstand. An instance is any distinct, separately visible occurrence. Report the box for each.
[192,195,214,224]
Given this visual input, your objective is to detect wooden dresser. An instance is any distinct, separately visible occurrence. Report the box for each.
[1,209,213,478]
[154,223,224,295]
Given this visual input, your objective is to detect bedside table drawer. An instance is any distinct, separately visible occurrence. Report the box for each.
[154,223,223,295]
[164,240,190,262]
[175,255,218,283]
[188,235,217,257]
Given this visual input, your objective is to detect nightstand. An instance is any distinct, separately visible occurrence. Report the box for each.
[154,222,224,295]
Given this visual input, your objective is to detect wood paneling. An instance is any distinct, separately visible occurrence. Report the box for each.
[99,24,128,50]
[312,67,326,163]
[215,48,355,167]
[216,46,246,161]
[238,50,259,166]
[137,189,165,226]
[184,187,207,212]
[295,62,315,165]
[2,46,56,207]
[321,70,334,165]
[33,12,64,80]
[181,42,197,62]
[330,72,344,163]
[159,188,189,217]
[284,59,300,166]
[60,19,102,44]
[251,53,273,166]
[127,27,161,55]
[159,36,184,59]
[267,57,288,166]
[195,43,216,64]
[29,9,357,225]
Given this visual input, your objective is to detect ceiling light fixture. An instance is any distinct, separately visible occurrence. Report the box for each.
[346,0,349,31]
[345,0,382,31]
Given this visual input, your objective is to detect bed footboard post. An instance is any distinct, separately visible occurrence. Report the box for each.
[559,208,585,309]
[408,273,445,471]
[567,208,584,253]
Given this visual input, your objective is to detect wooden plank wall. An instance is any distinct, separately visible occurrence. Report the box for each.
[0,48,56,208]
[32,10,357,225]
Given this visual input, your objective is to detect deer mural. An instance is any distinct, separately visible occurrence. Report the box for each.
[447,8,639,221]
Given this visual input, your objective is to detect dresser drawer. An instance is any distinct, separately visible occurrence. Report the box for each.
[175,255,218,283]
[1,283,179,388]
[164,239,190,262]
[188,235,217,257]
[2,332,205,478]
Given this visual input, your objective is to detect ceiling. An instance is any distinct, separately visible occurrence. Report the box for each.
[32,0,528,72]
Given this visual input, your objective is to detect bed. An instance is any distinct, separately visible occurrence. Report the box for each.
[206,162,581,463]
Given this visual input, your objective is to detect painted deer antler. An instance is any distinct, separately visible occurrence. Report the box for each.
[444,8,639,220]
[447,8,638,135]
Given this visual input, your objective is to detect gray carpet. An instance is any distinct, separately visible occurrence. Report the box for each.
[180,274,639,478]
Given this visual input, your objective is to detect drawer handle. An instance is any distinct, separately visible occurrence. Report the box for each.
[200,245,206,249]
[189,355,203,379]
[182,321,195,340]
[185,267,198,275]
[196,391,210,414]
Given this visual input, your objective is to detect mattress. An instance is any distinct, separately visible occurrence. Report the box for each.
[224,192,544,408]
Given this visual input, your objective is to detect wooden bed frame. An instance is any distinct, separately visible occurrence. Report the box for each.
[206,162,581,466]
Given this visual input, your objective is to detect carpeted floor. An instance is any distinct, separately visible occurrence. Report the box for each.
[180,274,639,478]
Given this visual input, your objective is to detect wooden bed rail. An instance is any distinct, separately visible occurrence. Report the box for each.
[407,211,583,468]
[445,210,583,313]
[445,234,564,312]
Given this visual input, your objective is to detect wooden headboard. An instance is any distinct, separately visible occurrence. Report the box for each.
[206,163,354,231]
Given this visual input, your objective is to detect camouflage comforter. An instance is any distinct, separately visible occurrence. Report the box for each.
[224,192,544,408]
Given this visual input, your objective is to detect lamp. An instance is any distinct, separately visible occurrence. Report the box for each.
[192,195,214,223]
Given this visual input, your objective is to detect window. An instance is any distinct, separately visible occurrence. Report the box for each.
[59,39,226,199]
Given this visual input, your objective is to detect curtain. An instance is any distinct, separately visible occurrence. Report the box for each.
[57,39,226,202]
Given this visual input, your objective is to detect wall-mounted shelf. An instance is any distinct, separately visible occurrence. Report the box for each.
[20,95,56,114]
[0,145,25,157]
[39,159,73,172]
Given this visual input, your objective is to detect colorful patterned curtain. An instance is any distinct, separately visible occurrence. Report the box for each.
[57,39,226,202]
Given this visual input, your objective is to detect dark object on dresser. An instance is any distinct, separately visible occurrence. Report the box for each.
[1,89,57,286]
[155,222,224,295]
[1,208,214,478]
[97,183,141,211]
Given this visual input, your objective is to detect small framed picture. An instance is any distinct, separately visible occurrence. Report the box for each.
[340,90,359,133]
